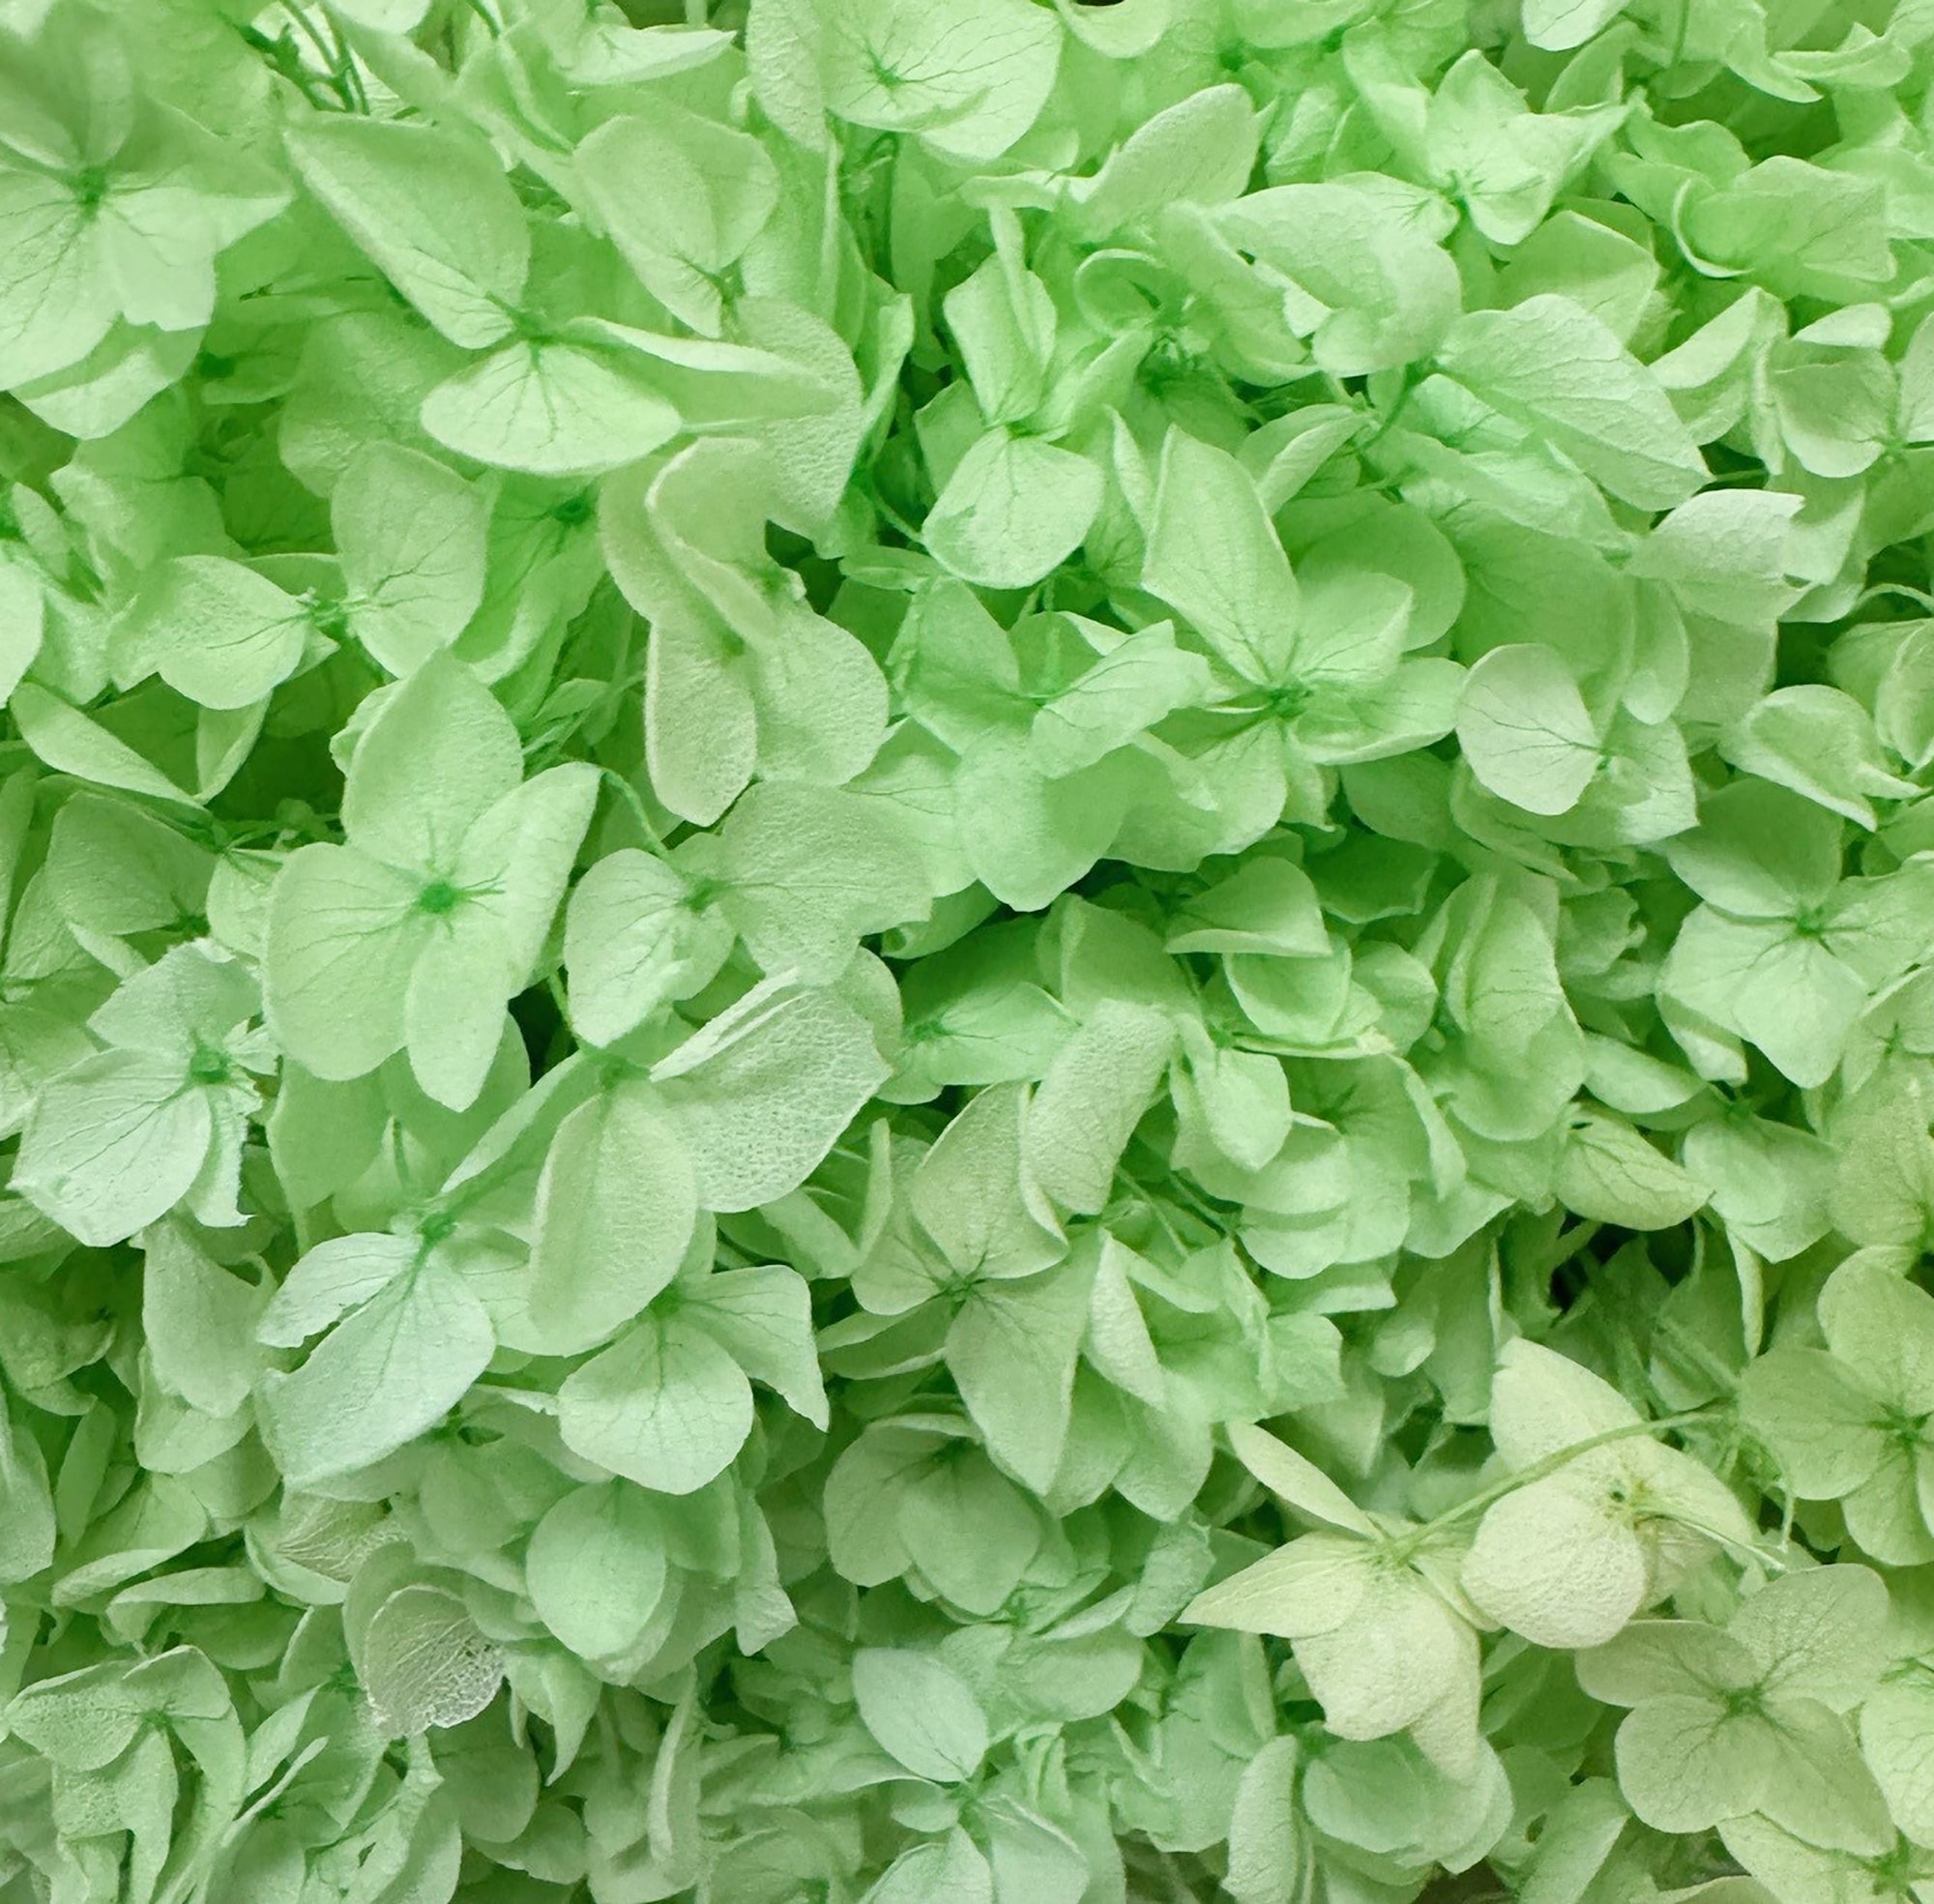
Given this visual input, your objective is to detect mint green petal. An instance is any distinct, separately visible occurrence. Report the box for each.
[339,652,524,875]
[15,1049,211,1247]
[1842,1449,1934,1567]
[260,1261,495,1488]
[1612,1697,1773,1833]
[1820,1256,1934,1418]
[923,431,1101,591]
[1738,1346,1888,1502]
[262,844,426,1084]
[403,911,517,1112]
[1754,1698,1894,1856]
[21,5,1934,1893]
[557,1309,755,1496]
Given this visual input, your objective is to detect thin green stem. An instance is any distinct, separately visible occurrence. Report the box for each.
[339,40,369,112]
[1360,372,1419,455]
[859,473,923,544]
[1652,1307,1744,1397]
[1651,1500,1791,1571]
[279,4,335,68]
[240,21,337,111]
[600,767,664,851]
[284,5,360,110]
[1529,1217,1602,1285]
[1388,1405,1726,1563]
[1856,583,1934,615]
[425,1134,537,1229]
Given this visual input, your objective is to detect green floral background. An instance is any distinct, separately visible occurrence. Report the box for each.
[0,0,1931,1899]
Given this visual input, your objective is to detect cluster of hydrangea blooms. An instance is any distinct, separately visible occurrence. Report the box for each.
[7,0,1934,1900]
